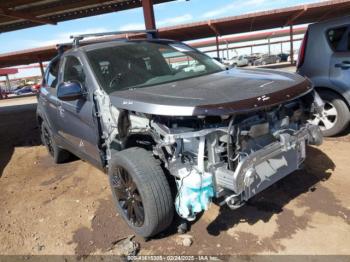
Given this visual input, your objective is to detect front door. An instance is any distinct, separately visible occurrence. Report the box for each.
[57,55,102,168]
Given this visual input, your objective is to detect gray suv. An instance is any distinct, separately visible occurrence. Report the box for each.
[298,16,350,136]
[37,32,323,237]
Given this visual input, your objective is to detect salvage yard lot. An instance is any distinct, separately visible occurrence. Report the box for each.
[0,96,349,255]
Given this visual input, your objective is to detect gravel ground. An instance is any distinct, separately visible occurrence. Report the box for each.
[0,97,349,256]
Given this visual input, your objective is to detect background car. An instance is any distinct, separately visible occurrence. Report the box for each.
[277,53,289,62]
[254,54,281,66]
[229,55,254,67]
[297,16,350,136]
[13,85,33,95]
[12,84,25,91]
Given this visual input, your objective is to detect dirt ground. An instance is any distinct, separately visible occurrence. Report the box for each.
[0,97,349,256]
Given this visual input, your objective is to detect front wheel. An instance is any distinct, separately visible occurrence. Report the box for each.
[309,90,350,136]
[108,147,174,237]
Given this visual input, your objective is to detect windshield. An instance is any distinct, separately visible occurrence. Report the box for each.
[86,41,225,93]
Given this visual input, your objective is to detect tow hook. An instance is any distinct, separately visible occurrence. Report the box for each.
[221,194,245,210]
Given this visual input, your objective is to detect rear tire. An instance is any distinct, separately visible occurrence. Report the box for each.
[108,147,174,237]
[40,121,71,163]
[312,90,350,136]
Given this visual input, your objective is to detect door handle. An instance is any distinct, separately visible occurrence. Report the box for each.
[335,61,350,70]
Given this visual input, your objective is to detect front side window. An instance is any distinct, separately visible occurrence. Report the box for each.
[63,56,85,84]
[86,41,224,94]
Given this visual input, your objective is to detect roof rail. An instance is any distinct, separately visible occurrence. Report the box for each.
[70,29,158,47]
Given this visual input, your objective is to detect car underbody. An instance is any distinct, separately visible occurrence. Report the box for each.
[93,87,323,221]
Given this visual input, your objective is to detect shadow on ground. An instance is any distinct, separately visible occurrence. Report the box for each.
[0,103,41,178]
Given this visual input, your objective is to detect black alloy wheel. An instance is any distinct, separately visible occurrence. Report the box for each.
[108,147,174,237]
[110,167,145,227]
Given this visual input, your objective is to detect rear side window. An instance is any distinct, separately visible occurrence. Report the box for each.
[44,59,59,88]
[327,26,349,51]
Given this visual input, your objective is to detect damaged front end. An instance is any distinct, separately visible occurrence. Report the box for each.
[147,91,323,220]
[94,84,323,222]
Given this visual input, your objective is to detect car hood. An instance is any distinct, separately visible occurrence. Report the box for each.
[109,68,313,116]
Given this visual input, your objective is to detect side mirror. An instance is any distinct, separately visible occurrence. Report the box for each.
[57,81,84,101]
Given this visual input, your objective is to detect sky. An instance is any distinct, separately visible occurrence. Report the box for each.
[0,0,326,79]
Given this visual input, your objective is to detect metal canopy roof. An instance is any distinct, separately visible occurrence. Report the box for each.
[190,27,307,48]
[0,0,173,33]
[1,0,350,68]
[158,0,350,41]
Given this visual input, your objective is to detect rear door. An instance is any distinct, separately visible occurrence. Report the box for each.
[57,54,102,167]
[328,25,350,90]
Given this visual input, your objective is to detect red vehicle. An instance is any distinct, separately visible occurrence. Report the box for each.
[32,83,41,92]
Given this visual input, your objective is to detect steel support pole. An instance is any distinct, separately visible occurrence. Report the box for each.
[5,74,11,92]
[280,42,283,54]
[215,35,220,58]
[226,41,229,59]
[142,0,156,30]
[290,24,294,65]
[39,60,45,78]
[268,37,271,55]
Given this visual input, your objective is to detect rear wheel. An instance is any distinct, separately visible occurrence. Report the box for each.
[310,90,350,136]
[40,121,70,163]
[108,147,174,237]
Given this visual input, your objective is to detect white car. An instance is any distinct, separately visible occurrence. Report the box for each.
[228,55,252,67]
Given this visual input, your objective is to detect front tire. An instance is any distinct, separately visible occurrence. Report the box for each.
[108,147,174,237]
[310,90,350,136]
